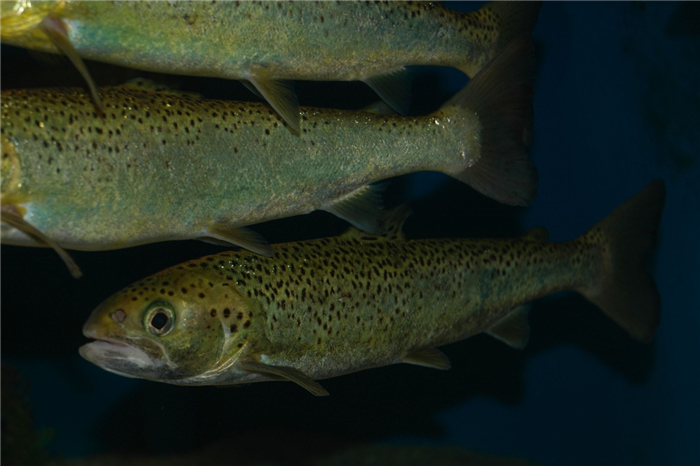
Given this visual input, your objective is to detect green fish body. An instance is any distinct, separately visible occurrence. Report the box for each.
[79,181,665,396]
[0,1,541,131]
[1,37,537,277]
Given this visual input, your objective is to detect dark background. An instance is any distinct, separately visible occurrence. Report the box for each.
[2,2,698,465]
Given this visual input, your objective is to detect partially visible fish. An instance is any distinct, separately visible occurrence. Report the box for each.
[79,181,665,396]
[0,1,541,132]
[1,36,537,278]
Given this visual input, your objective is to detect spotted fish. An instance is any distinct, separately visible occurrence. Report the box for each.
[1,36,537,278]
[79,181,665,396]
[0,0,541,132]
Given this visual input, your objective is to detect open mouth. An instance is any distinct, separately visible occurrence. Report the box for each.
[79,338,157,372]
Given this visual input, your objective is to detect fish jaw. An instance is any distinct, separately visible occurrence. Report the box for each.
[79,338,164,380]
[79,295,180,382]
[79,318,176,382]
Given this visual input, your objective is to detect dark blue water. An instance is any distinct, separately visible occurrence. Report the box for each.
[2,2,698,465]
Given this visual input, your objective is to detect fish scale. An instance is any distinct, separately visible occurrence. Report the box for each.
[80,181,665,395]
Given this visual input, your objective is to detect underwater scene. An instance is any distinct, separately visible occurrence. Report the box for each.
[1,2,698,465]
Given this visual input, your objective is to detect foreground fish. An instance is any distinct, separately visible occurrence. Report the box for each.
[1,36,537,278]
[0,1,541,132]
[80,181,665,396]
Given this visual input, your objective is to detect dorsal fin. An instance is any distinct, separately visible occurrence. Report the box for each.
[340,204,411,242]
[523,226,549,242]
[119,78,203,99]
[360,101,398,116]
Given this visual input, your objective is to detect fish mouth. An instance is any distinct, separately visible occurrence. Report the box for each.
[79,338,163,380]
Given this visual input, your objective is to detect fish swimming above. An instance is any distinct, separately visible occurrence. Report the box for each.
[1,36,537,278]
[79,180,665,396]
[0,0,541,132]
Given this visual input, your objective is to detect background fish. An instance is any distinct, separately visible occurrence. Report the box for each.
[80,180,665,396]
[1,36,537,277]
[0,1,541,132]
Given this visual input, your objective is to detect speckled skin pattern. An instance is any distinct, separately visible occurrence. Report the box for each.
[81,227,603,386]
[1,1,530,80]
[0,85,477,249]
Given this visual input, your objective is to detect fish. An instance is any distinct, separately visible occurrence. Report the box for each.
[1,35,537,278]
[0,0,541,132]
[79,180,665,396]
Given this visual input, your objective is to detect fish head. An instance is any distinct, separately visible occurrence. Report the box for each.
[80,268,256,384]
[1,1,66,47]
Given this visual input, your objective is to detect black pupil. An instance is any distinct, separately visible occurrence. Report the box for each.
[151,311,169,330]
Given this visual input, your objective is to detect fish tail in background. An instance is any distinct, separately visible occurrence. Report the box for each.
[442,35,537,206]
[459,1,542,77]
[578,180,666,342]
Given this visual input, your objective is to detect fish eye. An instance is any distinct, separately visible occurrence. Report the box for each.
[145,305,174,336]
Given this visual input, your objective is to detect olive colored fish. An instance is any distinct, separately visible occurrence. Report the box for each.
[79,181,665,396]
[0,0,541,132]
[1,36,537,278]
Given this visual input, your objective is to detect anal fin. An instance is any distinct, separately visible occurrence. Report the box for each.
[1,205,82,278]
[245,73,300,134]
[485,304,531,350]
[239,359,329,396]
[241,80,264,99]
[362,67,412,115]
[402,347,451,370]
[322,184,386,234]
[202,226,274,257]
[40,15,104,116]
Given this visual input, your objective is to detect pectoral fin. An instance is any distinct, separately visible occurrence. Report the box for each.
[245,74,300,134]
[362,67,412,115]
[322,184,386,234]
[239,359,329,396]
[402,347,451,370]
[1,205,82,278]
[39,15,104,116]
[202,226,274,257]
[485,304,531,350]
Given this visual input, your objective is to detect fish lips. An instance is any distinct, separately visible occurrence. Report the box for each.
[79,338,166,380]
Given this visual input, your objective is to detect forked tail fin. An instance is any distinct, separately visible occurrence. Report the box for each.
[579,180,666,342]
[442,35,537,206]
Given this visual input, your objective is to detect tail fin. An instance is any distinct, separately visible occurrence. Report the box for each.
[460,2,542,77]
[580,180,666,342]
[442,35,537,206]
